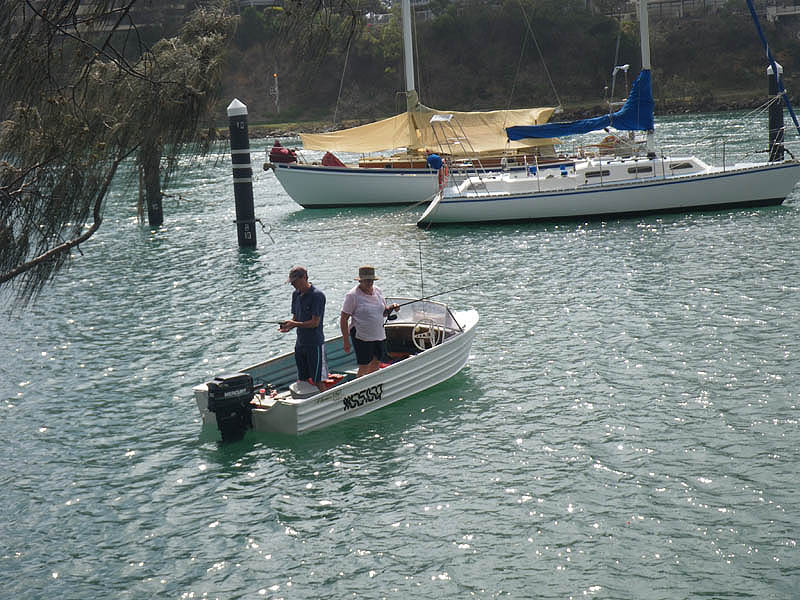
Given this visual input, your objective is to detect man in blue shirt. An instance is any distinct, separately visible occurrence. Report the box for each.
[279,266,327,389]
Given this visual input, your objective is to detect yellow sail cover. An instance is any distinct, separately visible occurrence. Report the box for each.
[300,106,558,155]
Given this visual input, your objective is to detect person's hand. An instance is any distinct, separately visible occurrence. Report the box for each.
[278,320,292,333]
[343,339,351,353]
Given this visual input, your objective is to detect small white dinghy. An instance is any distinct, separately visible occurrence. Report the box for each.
[194,298,478,441]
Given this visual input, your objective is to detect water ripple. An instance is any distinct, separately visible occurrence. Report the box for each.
[2,126,800,598]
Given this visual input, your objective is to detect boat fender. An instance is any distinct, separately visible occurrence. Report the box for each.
[437,165,450,188]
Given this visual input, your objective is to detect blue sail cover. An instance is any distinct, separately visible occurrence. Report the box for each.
[507,70,655,140]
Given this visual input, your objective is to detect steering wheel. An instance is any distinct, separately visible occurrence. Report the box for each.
[412,319,444,351]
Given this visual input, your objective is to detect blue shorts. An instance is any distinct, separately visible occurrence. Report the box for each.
[351,329,387,365]
[295,344,327,383]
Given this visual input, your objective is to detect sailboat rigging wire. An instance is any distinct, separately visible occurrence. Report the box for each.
[333,34,353,127]
[610,30,622,102]
[517,0,561,110]
[745,0,800,138]
[412,5,424,103]
[397,191,438,215]
[685,95,784,160]
[676,94,777,156]
[746,95,781,119]
[504,15,530,119]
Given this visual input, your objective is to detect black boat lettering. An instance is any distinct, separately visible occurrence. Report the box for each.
[342,384,383,411]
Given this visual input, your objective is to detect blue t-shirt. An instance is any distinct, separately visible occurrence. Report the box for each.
[291,284,325,347]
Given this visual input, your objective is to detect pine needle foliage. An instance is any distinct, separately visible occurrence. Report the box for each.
[0,0,236,308]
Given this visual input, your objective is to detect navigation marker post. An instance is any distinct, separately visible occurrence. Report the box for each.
[227,98,257,249]
[768,63,785,162]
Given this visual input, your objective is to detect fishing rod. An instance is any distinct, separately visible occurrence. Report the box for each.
[220,319,288,326]
[220,284,476,325]
[394,283,476,308]
[222,317,340,328]
[385,283,477,320]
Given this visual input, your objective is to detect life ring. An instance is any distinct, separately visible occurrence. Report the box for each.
[437,164,450,188]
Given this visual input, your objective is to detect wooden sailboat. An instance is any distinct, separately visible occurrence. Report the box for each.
[264,0,559,208]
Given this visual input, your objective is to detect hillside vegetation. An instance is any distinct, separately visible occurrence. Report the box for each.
[221,0,800,126]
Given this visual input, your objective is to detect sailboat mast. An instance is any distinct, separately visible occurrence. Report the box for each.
[638,0,654,151]
[402,0,418,111]
[638,0,651,71]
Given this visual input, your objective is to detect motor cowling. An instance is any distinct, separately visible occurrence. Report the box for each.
[207,373,254,442]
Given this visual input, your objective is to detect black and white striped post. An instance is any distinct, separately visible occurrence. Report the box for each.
[227,98,257,248]
[768,63,785,162]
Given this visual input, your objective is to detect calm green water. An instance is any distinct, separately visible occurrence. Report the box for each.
[2,112,799,599]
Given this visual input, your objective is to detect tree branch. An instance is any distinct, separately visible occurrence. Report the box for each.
[0,154,122,286]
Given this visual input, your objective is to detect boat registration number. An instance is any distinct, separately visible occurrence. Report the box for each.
[342,384,383,411]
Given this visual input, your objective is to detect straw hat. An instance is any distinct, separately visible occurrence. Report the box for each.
[355,265,379,281]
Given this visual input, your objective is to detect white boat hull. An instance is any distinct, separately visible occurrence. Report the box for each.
[418,160,800,224]
[272,162,439,208]
[194,305,478,436]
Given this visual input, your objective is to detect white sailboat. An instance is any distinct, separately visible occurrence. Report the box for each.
[417,0,800,226]
[264,0,559,208]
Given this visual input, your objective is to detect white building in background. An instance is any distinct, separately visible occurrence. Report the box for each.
[767,3,800,22]
[239,0,281,6]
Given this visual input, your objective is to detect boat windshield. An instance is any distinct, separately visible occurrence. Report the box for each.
[385,298,462,331]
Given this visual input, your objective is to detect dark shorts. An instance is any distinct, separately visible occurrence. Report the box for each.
[295,344,327,383]
[351,329,387,365]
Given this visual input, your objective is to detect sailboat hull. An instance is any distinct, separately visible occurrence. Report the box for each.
[418,161,800,225]
[272,162,438,208]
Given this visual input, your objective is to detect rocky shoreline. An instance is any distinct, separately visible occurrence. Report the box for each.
[236,93,770,140]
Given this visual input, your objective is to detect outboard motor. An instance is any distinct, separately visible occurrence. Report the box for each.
[207,373,254,442]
